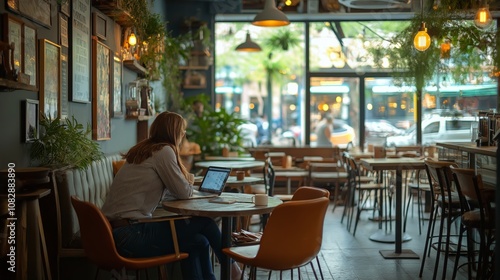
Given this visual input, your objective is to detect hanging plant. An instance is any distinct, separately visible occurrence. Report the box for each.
[367,4,499,90]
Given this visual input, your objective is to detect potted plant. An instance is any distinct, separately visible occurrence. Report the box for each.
[186,108,247,158]
[30,116,102,170]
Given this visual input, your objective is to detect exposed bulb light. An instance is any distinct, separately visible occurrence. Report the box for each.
[252,0,290,27]
[413,22,431,52]
[235,32,262,52]
[474,6,493,30]
[128,32,137,46]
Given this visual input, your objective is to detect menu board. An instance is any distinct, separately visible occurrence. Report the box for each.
[61,54,69,119]
[71,0,91,103]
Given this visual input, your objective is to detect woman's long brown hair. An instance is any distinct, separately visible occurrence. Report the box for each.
[123,112,189,179]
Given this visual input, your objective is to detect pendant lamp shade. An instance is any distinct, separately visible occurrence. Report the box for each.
[474,6,493,30]
[252,0,290,27]
[413,22,431,52]
[235,32,262,52]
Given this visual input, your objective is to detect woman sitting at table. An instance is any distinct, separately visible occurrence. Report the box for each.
[102,111,242,280]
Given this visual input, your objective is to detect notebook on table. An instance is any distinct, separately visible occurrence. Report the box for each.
[190,166,232,199]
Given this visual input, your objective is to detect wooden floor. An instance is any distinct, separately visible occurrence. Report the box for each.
[216,198,472,280]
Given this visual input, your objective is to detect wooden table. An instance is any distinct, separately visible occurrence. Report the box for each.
[361,158,425,259]
[195,160,265,172]
[162,193,282,280]
[274,166,309,194]
[346,151,374,161]
[203,156,256,161]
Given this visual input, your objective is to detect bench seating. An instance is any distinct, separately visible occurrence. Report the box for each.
[41,154,122,278]
[248,146,344,164]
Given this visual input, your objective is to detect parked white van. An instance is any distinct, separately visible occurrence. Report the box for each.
[386,115,477,146]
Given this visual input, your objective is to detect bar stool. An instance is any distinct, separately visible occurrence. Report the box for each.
[450,167,495,280]
[419,159,461,280]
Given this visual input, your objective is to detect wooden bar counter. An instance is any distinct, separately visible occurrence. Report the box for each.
[436,142,497,186]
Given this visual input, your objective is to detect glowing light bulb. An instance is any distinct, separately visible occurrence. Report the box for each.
[413,22,431,52]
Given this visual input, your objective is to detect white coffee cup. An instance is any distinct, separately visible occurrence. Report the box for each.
[252,194,268,206]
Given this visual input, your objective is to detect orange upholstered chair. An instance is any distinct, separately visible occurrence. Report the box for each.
[223,197,330,280]
[70,196,188,279]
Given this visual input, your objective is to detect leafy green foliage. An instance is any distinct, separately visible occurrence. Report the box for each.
[368,7,499,90]
[30,116,102,169]
[186,109,246,157]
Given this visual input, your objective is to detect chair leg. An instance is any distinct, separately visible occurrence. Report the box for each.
[158,264,167,280]
[315,256,324,280]
[419,202,437,277]
[94,268,100,280]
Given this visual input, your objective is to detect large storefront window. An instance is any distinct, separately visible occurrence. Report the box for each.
[310,77,359,148]
[214,23,306,146]
[214,20,498,148]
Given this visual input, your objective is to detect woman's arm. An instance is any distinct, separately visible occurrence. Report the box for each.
[154,146,193,199]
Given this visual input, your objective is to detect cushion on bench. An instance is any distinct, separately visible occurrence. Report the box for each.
[54,154,121,248]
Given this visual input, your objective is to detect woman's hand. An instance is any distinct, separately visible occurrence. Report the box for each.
[187,173,195,185]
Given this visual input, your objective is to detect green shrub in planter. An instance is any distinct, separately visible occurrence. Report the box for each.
[30,116,103,169]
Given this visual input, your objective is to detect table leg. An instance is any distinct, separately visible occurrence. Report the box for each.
[220,217,232,280]
[379,169,419,259]
[287,178,291,194]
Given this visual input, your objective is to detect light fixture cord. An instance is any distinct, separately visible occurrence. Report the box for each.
[420,0,424,20]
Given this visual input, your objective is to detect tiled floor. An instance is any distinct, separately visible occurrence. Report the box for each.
[222,198,471,280]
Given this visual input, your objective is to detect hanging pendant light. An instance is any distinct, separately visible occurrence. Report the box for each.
[413,22,431,52]
[474,5,493,30]
[252,0,290,27]
[235,32,262,52]
[413,0,431,52]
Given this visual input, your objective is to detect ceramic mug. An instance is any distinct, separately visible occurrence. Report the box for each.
[236,171,245,181]
[252,194,268,206]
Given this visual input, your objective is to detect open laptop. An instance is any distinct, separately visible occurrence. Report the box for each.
[190,166,232,199]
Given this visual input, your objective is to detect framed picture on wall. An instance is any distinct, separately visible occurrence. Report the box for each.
[60,54,69,120]
[39,39,61,119]
[3,13,23,76]
[23,23,37,88]
[112,55,123,117]
[60,0,70,17]
[92,12,107,41]
[71,0,91,103]
[92,37,111,140]
[23,99,39,143]
[59,14,69,48]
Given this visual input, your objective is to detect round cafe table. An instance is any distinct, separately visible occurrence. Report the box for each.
[195,160,265,172]
[162,193,282,280]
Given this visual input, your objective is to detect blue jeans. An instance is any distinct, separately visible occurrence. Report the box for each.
[112,216,223,280]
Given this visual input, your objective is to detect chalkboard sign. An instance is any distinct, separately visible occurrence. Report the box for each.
[61,54,69,119]
[70,0,91,103]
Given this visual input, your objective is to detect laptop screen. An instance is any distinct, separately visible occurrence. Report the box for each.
[199,166,232,193]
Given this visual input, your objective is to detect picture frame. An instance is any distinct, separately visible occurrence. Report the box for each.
[92,37,111,140]
[23,23,37,87]
[60,54,69,120]
[23,99,39,143]
[60,0,70,17]
[3,13,23,77]
[59,14,69,48]
[71,0,91,103]
[39,39,61,119]
[112,55,123,117]
[18,0,51,28]
[92,12,107,41]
